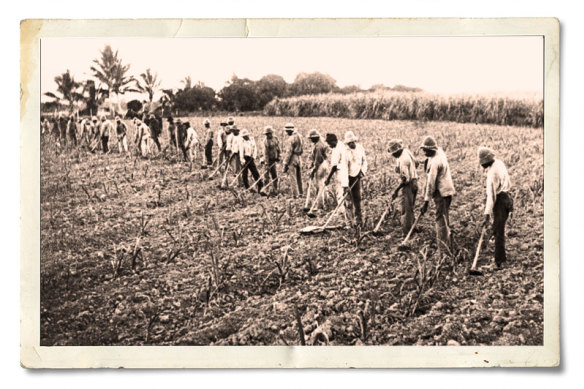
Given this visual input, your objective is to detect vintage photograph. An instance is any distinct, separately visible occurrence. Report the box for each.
[37,33,545,348]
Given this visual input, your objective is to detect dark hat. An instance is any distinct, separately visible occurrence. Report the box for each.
[325,133,338,142]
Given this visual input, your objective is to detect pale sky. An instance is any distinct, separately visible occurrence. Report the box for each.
[41,36,543,101]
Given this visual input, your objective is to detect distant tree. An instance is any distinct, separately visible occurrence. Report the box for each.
[135,68,161,105]
[174,83,217,112]
[339,85,363,94]
[79,79,109,116]
[255,74,288,107]
[218,75,260,111]
[181,76,192,90]
[43,70,84,113]
[391,84,423,92]
[159,89,176,117]
[90,45,137,111]
[290,72,337,96]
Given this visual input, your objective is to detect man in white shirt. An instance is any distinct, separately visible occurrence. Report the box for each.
[478,147,513,268]
[324,133,348,222]
[239,129,265,195]
[420,135,456,255]
[134,118,151,157]
[388,139,419,235]
[341,131,367,226]
[183,122,199,162]
[203,118,214,168]
[99,115,114,153]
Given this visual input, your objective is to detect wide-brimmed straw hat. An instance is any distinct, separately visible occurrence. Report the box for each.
[344,131,358,143]
[284,123,295,130]
[420,136,438,150]
[388,139,404,154]
[264,126,274,135]
[308,129,320,138]
[240,129,250,137]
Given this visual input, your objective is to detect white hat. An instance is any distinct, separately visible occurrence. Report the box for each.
[478,147,496,165]
[203,118,210,125]
[240,128,250,137]
[284,123,295,129]
[344,131,358,143]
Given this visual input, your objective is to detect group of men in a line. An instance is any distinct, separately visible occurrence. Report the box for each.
[42,113,513,268]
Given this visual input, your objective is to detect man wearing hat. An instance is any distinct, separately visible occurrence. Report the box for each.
[239,129,265,195]
[203,118,214,168]
[308,129,330,210]
[341,131,368,226]
[388,139,419,235]
[99,115,114,153]
[222,125,243,187]
[89,115,101,151]
[115,116,128,153]
[420,136,456,255]
[324,133,348,221]
[261,126,281,195]
[217,120,229,170]
[227,117,235,128]
[478,147,513,268]
[78,116,92,147]
[67,114,78,147]
[282,123,304,197]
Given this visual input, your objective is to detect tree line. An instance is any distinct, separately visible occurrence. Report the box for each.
[43,44,422,117]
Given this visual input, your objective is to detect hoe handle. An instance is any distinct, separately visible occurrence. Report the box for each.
[471,226,486,270]
[400,211,422,246]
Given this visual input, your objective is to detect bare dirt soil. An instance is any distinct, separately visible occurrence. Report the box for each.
[40,116,543,346]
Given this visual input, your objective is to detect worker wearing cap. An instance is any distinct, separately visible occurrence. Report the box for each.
[203,118,214,168]
[420,136,456,255]
[148,114,162,152]
[99,115,114,153]
[478,147,513,268]
[308,129,330,210]
[167,117,178,150]
[388,139,419,235]
[134,118,152,157]
[239,129,265,195]
[283,123,304,197]
[183,121,199,162]
[261,126,281,195]
[115,116,128,153]
[341,131,367,226]
[324,133,348,222]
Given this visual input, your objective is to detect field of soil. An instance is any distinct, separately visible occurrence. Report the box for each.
[40,116,544,346]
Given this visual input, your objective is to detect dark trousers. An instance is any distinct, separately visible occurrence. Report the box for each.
[152,136,161,151]
[101,136,109,153]
[400,179,418,235]
[494,192,513,265]
[264,160,278,192]
[242,156,263,192]
[205,140,213,165]
[348,175,363,225]
[433,195,452,254]
[293,164,303,196]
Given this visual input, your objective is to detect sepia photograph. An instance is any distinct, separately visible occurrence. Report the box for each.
[21,18,559,368]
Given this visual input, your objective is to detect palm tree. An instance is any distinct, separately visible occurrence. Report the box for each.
[44,70,84,113]
[90,45,137,112]
[181,76,192,90]
[136,69,161,103]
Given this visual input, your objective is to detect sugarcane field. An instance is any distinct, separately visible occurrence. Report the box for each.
[38,37,544,347]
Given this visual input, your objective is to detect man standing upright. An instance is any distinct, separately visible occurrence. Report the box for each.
[261,126,281,195]
[324,133,348,222]
[229,125,244,186]
[134,118,151,157]
[99,115,114,153]
[307,129,329,210]
[478,147,513,269]
[67,114,78,147]
[420,136,456,256]
[388,139,419,235]
[167,117,178,150]
[282,123,304,197]
[115,116,128,153]
[148,114,162,152]
[203,118,214,168]
[183,121,199,162]
[341,131,367,226]
[217,120,229,171]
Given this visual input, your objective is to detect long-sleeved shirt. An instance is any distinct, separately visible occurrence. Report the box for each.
[240,138,258,163]
[136,123,151,143]
[100,120,114,137]
[311,140,329,172]
[116,122,127,137]
[484,159,511,215]
[341,143,367,187]
[263,136,281,163]
[396,148,418,183]
[423,147,456,201]
[185,127,198,148]
[283,132,303,167]
[231,135,243,155]
[225,133,234,152]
